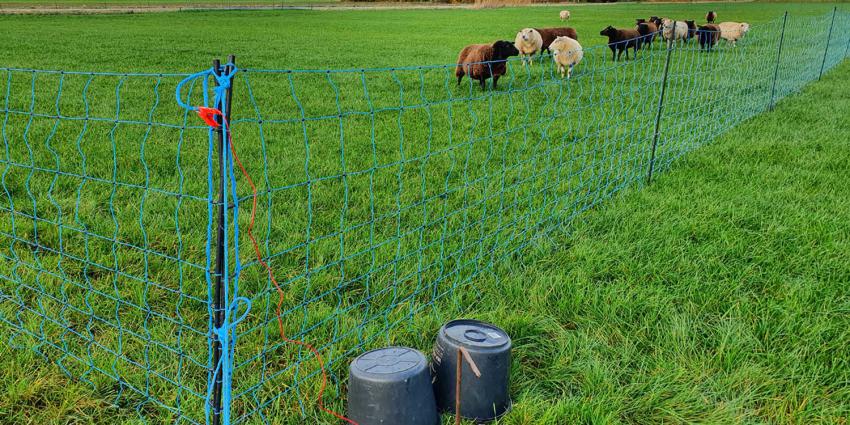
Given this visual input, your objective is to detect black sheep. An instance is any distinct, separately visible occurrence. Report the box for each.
[697,24,721,51]
[685,20,698,41]
[600,26,642,61]
[650,16,664,27]
[706,11,717,23]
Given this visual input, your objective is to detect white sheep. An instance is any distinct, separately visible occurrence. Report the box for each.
[514,28,543,65]
[718,21,750,47]
[661,19,688,45]
[550,36,582,78]
[559,10,571,21]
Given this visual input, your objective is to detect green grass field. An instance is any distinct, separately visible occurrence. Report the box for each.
[0,3,848,425]
[0,3,844,71]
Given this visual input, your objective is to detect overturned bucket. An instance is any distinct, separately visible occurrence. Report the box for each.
[348,346,439,425]
[431,319,512,422]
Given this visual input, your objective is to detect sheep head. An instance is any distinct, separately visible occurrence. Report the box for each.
[518,28,536,42]
[493,40,520,60]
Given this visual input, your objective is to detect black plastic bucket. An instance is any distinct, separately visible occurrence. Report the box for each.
[348,346,439,425]
[431,319,512,422]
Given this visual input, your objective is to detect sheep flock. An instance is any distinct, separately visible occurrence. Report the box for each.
[456,10,751,89]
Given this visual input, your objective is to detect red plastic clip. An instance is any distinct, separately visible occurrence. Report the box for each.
[197,106,223,128]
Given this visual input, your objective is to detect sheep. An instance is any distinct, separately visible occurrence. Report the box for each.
[514,28,543,65]
[636,19,658,46]
[706,11,717,23]
[455,40,520,90]
[685,20,697,41]
[559,10,571,21]
[697,24,721,51]
[718,21,750,47]
[660,19,688,45]
[535,27,579,56]
[600,25,641,61]
[550,36,583,78]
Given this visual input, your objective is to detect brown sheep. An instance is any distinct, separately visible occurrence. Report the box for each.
[600,26,642,61]
[455,40,520,90]
[706,11,717,23]
[636,19,658,45]
[697,24,721,50]
[535,27,579,55]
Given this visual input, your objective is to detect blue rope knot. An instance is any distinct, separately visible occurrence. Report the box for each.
[213,296,252,342]
[174,63,238,112]
[208,295,251,423]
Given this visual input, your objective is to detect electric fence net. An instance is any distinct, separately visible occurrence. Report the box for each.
[0,9,848,425]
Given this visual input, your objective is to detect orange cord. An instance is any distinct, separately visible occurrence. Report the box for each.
[207,108,358,425]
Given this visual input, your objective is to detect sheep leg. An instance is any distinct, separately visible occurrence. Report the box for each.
[493,75,500,90]
[480,78,486,91]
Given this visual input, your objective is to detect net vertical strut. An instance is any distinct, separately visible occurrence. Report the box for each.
[819,7,838,80]
[212,55,236,425]
[648,22,675,185]
[770,12,788,111]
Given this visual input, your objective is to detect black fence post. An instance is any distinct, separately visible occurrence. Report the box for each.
[211,54,236,425]
[819,7,837,80]
[648,21,675,185]
[769,12,788,111]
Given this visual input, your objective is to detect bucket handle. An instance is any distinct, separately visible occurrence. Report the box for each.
[455,347,482,425]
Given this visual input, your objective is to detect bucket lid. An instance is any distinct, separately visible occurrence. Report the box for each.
[442,319,510,349]
[352,347,426,376]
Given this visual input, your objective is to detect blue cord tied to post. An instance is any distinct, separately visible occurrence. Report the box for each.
[210,296,252,423]
[175,63,249,425]
[175,64,238,112]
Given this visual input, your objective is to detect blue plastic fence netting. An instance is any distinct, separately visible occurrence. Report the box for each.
[0,9,848,425]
